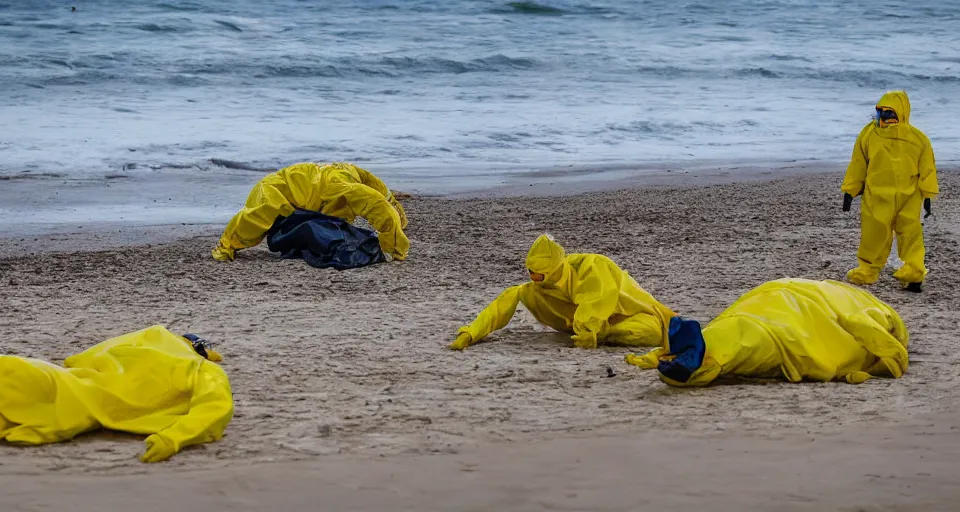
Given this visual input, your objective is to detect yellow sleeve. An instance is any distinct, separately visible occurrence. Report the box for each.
[841,125,870,196]
[354,166,391,196]
[624,347,668,369]
[456,285,523,347]
[0,357,100,445]
[355,166,408,229]
[214,175,297,259]
[918,134,939,199]
[140,361,234,463]
[836,307,909,380]
[332,182,410,261]
[571,256,622,340]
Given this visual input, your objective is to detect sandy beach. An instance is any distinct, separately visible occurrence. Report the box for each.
[2,169,959,510]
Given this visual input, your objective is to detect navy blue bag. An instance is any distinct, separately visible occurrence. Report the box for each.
[266,209,386,270]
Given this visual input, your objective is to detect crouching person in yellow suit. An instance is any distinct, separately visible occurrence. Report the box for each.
[212,162,410,262]
[625,278,909,387]
[0,325,234,462]
[450,234,677,351]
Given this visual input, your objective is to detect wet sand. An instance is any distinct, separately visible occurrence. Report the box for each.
[1,170,959,510]
[0,159,835,239]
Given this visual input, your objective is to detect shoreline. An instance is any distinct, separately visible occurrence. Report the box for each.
[0,161,849,256]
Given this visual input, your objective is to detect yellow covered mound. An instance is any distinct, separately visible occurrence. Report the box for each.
[0,325,233,462]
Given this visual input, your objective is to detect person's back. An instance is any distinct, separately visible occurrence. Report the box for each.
[562,253,674,321]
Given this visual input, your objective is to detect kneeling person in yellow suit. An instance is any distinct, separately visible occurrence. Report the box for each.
[626,278,909,387]
[213,162,410,262]
[841,90,939,292]
[0,325,234,462]
[450,234,677,350]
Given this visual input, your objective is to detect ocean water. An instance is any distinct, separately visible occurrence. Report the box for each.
[0,0,958,189]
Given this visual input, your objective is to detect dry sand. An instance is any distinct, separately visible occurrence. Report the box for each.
[1,170,959,510]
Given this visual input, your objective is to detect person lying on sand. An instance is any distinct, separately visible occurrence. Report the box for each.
[450,234,676,351]
[625,278,909,387]
[212,162,409,262]
[0,325,233,463]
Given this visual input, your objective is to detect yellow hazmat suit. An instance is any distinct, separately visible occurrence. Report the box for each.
[842,90,939,287]
[626,278,909,387]
[213,162,410,262]
[0,325,234,462]
[450,234,677,350]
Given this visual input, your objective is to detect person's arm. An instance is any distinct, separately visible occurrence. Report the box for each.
[353,165,391,196]
[836,307,909,384]
[570,256,622,349]
[355,166,409,229]
[333,182,410,261]
[918,135,939,201]
[140,361,234,462]
[450,286,523,350]
[841,126,871,199]
[213,178,296,261]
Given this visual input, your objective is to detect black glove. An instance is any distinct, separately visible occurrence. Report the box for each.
[924,198,932,218]
[842,193,853,212]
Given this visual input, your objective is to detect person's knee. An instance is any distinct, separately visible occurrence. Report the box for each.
[894,219,923,238]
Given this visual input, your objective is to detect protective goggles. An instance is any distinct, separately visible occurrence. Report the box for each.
[876,107,898,123]
[183,333,212,359]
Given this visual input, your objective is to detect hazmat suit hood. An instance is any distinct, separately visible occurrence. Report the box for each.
[525,234,572,288]
[526,234,565,274]
[877,90,911,125]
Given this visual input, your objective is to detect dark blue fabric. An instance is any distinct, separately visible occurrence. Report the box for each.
[266,209,386,270]
[657,316,707,383]
[182,333,210,359]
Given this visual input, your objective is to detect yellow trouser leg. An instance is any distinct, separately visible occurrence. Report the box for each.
[892,192,926,284]
[848,195,894,285]
[600,314,665,348]
[327,180,410,260]
[0,357,99,444]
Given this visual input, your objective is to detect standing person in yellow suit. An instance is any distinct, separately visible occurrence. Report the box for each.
[625,278,909,387]
[212,162,410,262]
[0,325,233,463]
[841,90,939,292]
[449,234,677,351]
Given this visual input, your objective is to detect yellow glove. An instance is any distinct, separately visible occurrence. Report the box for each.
[211,245,235,262]
[625,347,667,369]
[449,333,472,351]
[844,371,873,384]
[206,348,224,362]
[571,332,597,349]
[140,434,176,463]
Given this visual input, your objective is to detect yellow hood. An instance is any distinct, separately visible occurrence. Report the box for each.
[526,234,566,275]
[877,90,911,125]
